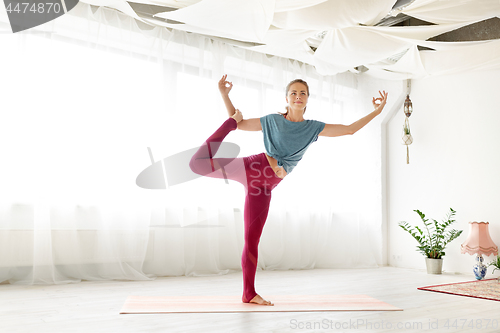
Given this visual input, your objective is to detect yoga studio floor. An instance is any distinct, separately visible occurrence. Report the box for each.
[2,267,499,333]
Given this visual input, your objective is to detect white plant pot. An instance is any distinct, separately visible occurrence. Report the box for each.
[425,258,443,274]
[402,133,413,145]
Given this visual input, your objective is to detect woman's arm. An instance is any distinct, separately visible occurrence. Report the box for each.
[231,109,262,131]
[319,90,388,137]
[219,74,236,117]
[237,118,262,131]
[218,75,262,131]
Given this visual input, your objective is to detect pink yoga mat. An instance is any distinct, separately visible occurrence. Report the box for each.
[120,295,402,313]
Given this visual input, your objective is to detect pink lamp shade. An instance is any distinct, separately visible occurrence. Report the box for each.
[461,222,498,256]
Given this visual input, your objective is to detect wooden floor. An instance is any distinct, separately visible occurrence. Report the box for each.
[2,267,499,332]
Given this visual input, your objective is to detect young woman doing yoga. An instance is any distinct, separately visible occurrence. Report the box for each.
[189,75,388,306]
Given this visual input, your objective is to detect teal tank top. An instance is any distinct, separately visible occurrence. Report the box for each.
[260,113,325,174]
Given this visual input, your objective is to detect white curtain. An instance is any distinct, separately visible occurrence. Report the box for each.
[0,3,395,284]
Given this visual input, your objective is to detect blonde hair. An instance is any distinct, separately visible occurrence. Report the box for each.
[281,79,310,116]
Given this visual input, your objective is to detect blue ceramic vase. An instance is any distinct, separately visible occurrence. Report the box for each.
[473,255,487,280]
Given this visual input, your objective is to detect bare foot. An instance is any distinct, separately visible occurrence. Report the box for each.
[249,294,274,306]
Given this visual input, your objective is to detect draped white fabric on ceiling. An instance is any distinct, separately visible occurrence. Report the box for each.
[78,0,500,79]
[397,0,500,24]
[0,2,401,284]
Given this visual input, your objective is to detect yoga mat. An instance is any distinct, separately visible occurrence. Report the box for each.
[120,295,402,313]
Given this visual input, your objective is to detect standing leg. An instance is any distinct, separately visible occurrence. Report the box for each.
[241,184,273,304]
[241,153,282,305]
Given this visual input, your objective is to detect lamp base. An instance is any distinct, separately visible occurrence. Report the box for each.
[473,255,487,280]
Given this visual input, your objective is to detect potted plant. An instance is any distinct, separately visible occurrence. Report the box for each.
[402,123,413,145]
[403,124,411,135]
[488,255,500,281]
[399,208,463,274]
[402,122,413,164]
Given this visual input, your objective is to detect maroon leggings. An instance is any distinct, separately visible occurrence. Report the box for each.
[189,117,282,303]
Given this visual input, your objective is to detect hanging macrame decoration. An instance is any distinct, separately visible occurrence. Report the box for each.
[402,94,413,164]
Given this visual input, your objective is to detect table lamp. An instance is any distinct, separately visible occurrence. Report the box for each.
[461,222,498,280]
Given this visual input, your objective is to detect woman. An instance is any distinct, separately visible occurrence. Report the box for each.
[189,75,388,306]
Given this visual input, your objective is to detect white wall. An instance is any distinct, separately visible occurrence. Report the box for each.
[387,69,500,276]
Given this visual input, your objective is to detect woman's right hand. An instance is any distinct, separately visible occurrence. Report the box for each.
[218,74,233,96]
[231,109,243,123]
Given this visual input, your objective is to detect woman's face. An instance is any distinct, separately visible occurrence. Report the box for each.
[286,82,309,112]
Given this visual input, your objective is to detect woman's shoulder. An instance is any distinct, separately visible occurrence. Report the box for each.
[305,118,325,125]
[261,113,285,121]
[269,113,285,118]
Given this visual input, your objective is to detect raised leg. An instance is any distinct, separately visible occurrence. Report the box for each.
[189,117,246,185]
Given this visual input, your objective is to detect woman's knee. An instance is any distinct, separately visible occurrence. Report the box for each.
[189,144,211,175]
[189,157,201,175]
[189,157,211,176]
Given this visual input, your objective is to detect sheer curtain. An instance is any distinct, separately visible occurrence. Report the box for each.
[0,3,391,284]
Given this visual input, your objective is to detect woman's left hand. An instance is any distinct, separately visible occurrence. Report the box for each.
[372,90,388,114]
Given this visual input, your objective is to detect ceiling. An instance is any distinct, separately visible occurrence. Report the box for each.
[79,0,500,79]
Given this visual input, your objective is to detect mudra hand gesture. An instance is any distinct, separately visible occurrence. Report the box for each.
[218,74,233,96]
[372,90,388,115]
